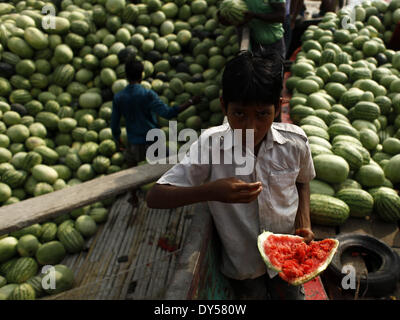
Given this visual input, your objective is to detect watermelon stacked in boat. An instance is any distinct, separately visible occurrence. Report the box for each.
[258,231,339,285]
[0,0,242,211]
[0,0,240,299]
[286,0,400,228]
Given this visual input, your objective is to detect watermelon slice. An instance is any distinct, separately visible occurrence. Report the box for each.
[257,231,339,286]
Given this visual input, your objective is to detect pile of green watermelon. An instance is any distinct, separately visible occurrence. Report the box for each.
[218,0,249,26]
[0,0,240,299]
[0,0,238,206]
[287,0,400,227]
[0,202,109,300]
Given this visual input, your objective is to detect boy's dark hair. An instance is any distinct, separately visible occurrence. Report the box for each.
[222,51,284,109]
[125,58,144,82]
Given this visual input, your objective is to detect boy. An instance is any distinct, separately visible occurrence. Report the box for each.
[111,58,199,204]
[146,52,315,300]
[111,58,199,167]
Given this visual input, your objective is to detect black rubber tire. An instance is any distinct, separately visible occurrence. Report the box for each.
[328,233,400,297]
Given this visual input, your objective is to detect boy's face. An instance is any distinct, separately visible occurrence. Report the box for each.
[221,99,280,150]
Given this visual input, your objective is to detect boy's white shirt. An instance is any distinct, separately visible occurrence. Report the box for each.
[156,122,316,280]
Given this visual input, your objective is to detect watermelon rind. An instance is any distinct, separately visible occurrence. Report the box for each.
[257,231,282,273]
[257,231,339,286]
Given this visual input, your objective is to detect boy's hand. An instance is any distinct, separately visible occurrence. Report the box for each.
[217,10,231,26]
[236,11,255,26]
[295,228,314,244]
[290,17,296,30]
[243,11,255,23]
[118,137,125,151]
[208,177,262,203]
[187,96,201,106]
[190,96,202,105]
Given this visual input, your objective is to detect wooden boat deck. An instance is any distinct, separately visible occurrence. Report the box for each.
[43,192,195,300]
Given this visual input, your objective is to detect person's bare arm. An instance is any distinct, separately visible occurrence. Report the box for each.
[146,178,262,209]
[176,96,201,113]
[217,10,233,26]
[294,182,314,243]
[245,3,286,24]
[290,0,304,29]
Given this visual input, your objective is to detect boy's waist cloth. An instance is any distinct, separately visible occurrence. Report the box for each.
[127,135,154,145]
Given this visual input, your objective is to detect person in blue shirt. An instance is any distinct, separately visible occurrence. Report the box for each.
[111,58,199,205]
[111,58,199,167]
[283,0,291,58]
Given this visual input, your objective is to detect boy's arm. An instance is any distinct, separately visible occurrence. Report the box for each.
[290,0,303,29]
[294,182,314,243]
[111,96,121,144]
[294,136,316,243]
[146,133,262,209]
[146,178,263,209]
[149,90,200,120]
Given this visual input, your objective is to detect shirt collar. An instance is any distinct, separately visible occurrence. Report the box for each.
[219,123,288,151]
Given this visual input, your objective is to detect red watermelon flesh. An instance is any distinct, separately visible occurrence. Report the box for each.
[257,231,339,286]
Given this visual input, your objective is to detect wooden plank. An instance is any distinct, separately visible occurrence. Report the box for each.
[111,200,151,299]
[338,215,400,248]
[42,192,195,300]
[369,215,400,248]
[240,27,250,51]
[105,203,141,300]
[143,209,171,298]
[312,224,337,240]
[338,217,373,236]
[152,207,193,299]
[131,207,161,297]
[147,207,187,299]
[43,193,133,300]
[0,162,174,236]
[93,200,136,299]
[165,203,211,299]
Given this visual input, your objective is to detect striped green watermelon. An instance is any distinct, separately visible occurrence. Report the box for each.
[39,222,58,243]
[52,64,75,87]
[334,179,362,192]
[310,179,335,196]
[10,283,36,300]
[310,194,350,226]
[308,135,332,149]
[1,170,27,188]
[17,235,40,257]
[57,226,85,254]
[328,123,360,140]
[336,189,374,218]
[9,224,42,239]
[21,151,42,171]
[75,215,98,238]
[374,190,400,222]
[26,275,45,298]
[355,164,385,188]
[301,125,330,141]
[290,106,316,124]
[332,144,363,171]
[0,237,18,263]
[313,154,350,184]
[6,257,38,284]
[35,241,66,265]
[0,283,18,300]
[310,144,333,157]
[353,101,381,121]
[43,264,74,295]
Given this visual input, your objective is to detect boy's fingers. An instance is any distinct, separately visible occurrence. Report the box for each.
[235,186,263,202]
[234,182,262,191]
